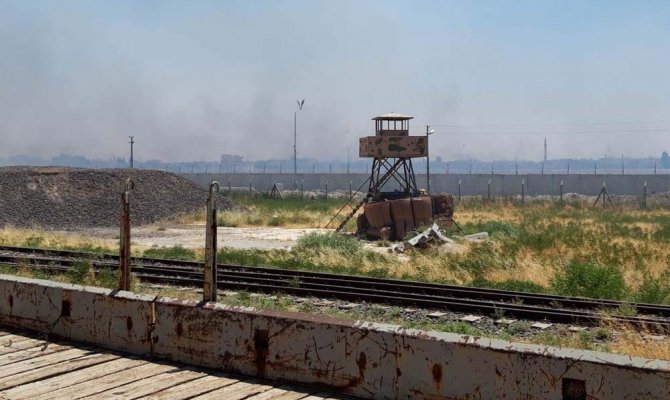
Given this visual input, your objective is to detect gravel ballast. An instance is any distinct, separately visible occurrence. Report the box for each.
[0,166,238,228]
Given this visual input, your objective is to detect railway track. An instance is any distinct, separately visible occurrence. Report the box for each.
[1,245,669,333]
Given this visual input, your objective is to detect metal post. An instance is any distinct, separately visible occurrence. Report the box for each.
[541,163,544,175]
[643,181,647,210]
[294,100,304,189]
[559,180,564,205]
[487,179,491,202]
[349,180,352,198]
[594,162,597,174]
[128,136,134,169]
[458,179,461,201]
[325,180,329,199]
[249,180,252,195]
[329,164,332,174]
[119,178,134,290]
[469,163,472,175]
[515,163,518,175]
[204,181,219,302]
[228,180,231,192]
[300,182,304,199]
[426,125,431,193]
[521,179,525,205]
[567,161,570,175]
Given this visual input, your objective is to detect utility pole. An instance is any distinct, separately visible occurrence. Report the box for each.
[426,125,435,192]
[294,99,305,189]
[128,136,134,169]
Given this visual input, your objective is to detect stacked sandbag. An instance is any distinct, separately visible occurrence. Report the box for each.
[389,198,414,240]
[431,193,455,227]
[411,196,433,228]
[362,201,393,240]
[432,194,454,217]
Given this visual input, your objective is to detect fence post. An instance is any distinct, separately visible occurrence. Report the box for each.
[119,178,134,291]
[325,180,329,199]
[204,181,219,302]
[349,180,352,198]
[643,181,647,210]
[487,179,491,202]
[521,179,525,205]
[458,179,462,201]
[560,180,564,205]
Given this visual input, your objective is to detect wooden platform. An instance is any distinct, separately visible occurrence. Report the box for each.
[0,327,351,400]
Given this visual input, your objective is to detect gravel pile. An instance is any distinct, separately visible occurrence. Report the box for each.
[0,167,238,228]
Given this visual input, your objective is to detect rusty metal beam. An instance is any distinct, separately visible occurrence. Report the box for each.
[203,181,219,302]
[119,178,133,291]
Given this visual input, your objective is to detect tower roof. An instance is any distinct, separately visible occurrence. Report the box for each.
[371,112,414,121]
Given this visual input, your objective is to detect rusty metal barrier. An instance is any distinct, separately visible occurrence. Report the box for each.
[203,181,219,302]
[119,178,134,290]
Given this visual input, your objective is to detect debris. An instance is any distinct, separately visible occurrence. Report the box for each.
[403,223,453,249]
[531,322,553,330]
[389,243,405,254]
[464,232,489,243]
[568,326,587,332]
[460,315,483,323]
[495,318,517,325]
[338,303,359,310]
[427,312,448,319]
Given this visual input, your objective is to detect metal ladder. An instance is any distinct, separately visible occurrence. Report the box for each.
[326,159,404,232]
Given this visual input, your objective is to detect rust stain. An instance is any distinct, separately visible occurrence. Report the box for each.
[254,329,269,377]
[432,363,443,389]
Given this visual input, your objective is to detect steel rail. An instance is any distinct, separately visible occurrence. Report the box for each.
[1,246,669,332]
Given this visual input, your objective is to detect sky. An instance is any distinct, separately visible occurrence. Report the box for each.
[1,0,669,162]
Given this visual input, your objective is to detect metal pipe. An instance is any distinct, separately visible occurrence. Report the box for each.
[204,181,220,302]
[119,178,134,290]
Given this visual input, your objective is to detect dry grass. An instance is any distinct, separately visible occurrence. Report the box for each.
[0,226,111,251]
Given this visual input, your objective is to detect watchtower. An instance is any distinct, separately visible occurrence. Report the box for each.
[360,112,427,199]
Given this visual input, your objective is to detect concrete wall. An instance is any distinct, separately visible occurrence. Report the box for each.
[181,172,670,197]
[2,275,669,399]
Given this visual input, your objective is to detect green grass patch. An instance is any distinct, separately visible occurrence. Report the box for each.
[143,245,197,260]
[551,261,627,300]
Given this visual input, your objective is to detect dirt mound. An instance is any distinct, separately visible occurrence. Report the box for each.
[0,167,238,228]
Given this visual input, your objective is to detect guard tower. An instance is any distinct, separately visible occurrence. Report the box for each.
[327,112,429,232]
[361,112,426,199]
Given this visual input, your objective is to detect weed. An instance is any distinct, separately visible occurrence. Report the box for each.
[66,261,91,285]
[551,261,627,300]
[143,245,197,261]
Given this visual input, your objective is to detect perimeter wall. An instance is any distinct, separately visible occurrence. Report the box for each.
[180,173,669,197]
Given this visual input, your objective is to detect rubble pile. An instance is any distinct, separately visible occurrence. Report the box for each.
[0,167,239,228]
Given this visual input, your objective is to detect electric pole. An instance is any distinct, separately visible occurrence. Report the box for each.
[128,136,134,169]
[294,99,305,189]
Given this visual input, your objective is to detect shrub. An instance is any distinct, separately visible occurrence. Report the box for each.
[143,245,196,260]
[295,233,362,254]
[634,273,670,304]
[550,262,627,300]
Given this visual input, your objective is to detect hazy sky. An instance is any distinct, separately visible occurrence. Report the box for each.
[1,1,669,162]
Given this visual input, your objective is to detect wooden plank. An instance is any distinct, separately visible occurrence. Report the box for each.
[46,361,179,400]
[244,386,314,400]
[5,357,148,400]
[0,338,49,356]
[0,347,93,378]
[86,369,207,400]
[0,335,35,345]
[0,352,120,390]
[191,381,273,400]
[0,342,67,367]
[143,374,239,400]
